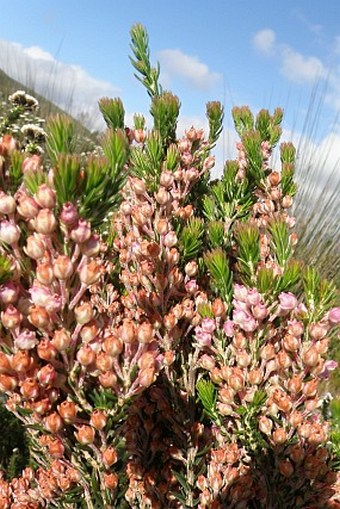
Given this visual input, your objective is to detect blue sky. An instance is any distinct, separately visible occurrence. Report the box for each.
[1,0,340,178]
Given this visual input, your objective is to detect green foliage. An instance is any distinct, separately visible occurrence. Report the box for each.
[130,131,163,190]
[235,223,260,284]
[303,266,337,320]
[179,217,205,261]
[46,114,77,164]
[232,105,254,136]
[53,154,82,205]
[0,254,13,285]
[204,248,233,304]
[0,403,29,479]
[196,379,220,423]
[150,91,181,146]
[255,108,283,146]
[8,151,25,191]
[280,142,297,196]
[98,97,125,130]
[330,400,340,470]
[129,23,161,99]
[207,220,225,248]
[241,130,266,185]
[269,219,292,267]
[206,101,224,146]
[23,168,48,195]
[102,128,129,175]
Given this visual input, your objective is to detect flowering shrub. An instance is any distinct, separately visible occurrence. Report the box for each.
[0,24,339,508]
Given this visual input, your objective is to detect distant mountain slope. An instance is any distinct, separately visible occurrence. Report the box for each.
[0,68,97,140]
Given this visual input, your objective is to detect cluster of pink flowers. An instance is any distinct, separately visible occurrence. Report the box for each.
[0,104,339,509]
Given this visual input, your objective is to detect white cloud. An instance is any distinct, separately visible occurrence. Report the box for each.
[253,29,276,55]
[280,46,327,83]
[253,28,328,85]
[0,40,120,130]
[158,49,221,91]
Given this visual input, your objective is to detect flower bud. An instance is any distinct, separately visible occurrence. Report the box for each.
[36,262,54,285]
[160,171,174,188]
[60,202,78,226]
[309,322,328,340]
[80,235,101,257]
[288,375,302,394]
[289,411,303,428]
[20,378,40,400]
[103,335,123,357]
[34,209,57,234]
[278,292,297,313]
[303,347,320,367]
[29,305,51,329]
[17,195,40,219]
[277,350,291,369]
[155,188,170,205]
[48,438,65,458]
[0,192,16,215]
[37,339,57,361]
[95,351,113,372]
[289,444,305,463]
[0,221,20,245]
[58,401,77,423]
[12,351,32,372]
[185,261,198,277]
[139,367,156,387]
[155,218,169,235]
[283,334,300,352]
[71,219,91,243]
[260,344,275,360]
[102,446,118,467]
[120,319,136,344]
[259,416,273,435]
[130,178,146,195]
[74,302,93,324]
[0,352,11,374]
[282,195,293,208]
[79,260,101,285]
[53,255,73,280]
[75,425,95,445]
[104,473,119,490]
[0,374,17,391]
[328,307,340,325]
[34,184,56,209]
[44,412,63,433]
[52,329,71,351]
[164,231,177,248]
[77,345,95,366]
[211,298,225,318]
[269,171,281,187]
[252,303,268,320]
[90,410,107,430]
[0,282,19,305]
[1,305,22,329]
[203,155,215,171]
[31,398,51,415]
[272,427,287,444]
[248,369,263,385]
[22,154,41,172]
[137,322,154,344]
[37,364,56,386]
[99,370,117,388]
[219,387,235,405]
[288,320,304,337]
[14,330,38,350]
[24,234,46,260]
[279,459,294,478]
